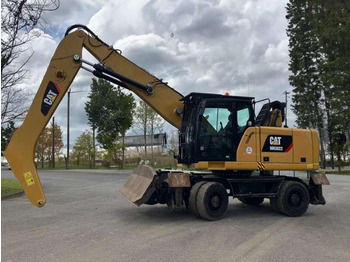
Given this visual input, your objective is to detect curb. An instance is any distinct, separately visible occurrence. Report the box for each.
[1,191,24,200]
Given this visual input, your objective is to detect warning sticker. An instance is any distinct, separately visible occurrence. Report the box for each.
[24,172,35,186]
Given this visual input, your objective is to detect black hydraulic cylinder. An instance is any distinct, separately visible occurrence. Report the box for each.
[92,70,126,88]
[93,64,154,94]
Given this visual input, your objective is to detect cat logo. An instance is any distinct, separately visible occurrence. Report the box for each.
[41,81,60,116]
[43,90,58,105]
[270,136,281,146]
[262,135,293,152]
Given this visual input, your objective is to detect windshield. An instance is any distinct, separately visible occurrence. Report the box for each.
[202,107,231,132]
[199,101,235,161]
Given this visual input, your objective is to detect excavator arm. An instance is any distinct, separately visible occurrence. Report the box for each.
[4,25,183,207]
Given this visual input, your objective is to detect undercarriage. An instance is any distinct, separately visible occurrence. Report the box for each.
[121,165,328,220]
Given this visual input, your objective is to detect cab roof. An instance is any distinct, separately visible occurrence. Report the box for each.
[181,92,254,103]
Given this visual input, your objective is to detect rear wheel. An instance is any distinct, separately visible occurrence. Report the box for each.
[196,182,228,221]
[277,181,309,217]
[238,197,264,206]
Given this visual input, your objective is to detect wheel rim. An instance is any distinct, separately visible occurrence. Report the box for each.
[288,190,302,207]
[209,194,222,211]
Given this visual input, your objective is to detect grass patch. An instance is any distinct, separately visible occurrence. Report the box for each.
[1,178,23,197]
[36,165,137,171]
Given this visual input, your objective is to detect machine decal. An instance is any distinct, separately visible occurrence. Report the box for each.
[246,147,253,154]
[262,135,293,152]
[24,172,35,186]
[257,162,265,170]
[41,81,60,116]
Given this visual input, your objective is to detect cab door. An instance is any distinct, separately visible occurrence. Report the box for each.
[198,99,237,161]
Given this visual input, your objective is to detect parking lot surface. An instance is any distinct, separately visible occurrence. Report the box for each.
[2,170,350,262]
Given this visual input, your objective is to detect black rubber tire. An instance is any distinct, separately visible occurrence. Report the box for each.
[238,197,264,206]
[196,182,228,221]
[189,181,208,217]
[277,181,310,217]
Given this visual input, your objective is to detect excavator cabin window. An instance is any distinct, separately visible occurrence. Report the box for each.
[178,93,254,165]
[198,99,253,162]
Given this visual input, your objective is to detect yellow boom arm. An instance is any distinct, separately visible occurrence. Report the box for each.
[5,25,183,207]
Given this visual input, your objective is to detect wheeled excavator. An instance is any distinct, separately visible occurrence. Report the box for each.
[5,25,329,220]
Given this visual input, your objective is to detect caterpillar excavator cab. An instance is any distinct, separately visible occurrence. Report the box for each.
[5,25,329,220]
[178,93,256,165]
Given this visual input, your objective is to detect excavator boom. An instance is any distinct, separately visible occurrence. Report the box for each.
[5,25,183,207]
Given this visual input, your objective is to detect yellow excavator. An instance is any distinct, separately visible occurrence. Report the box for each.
[5,25,329,220]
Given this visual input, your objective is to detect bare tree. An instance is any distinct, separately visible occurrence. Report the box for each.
[134,101,150,155]
[168,130,179,155]
[133,101,164,165]
[148,106,164,164]
[1,0,60,123]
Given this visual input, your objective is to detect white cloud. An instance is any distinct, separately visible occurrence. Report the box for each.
[15,0,298,153]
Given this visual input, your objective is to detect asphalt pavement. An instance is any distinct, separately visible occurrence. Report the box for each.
[1,169,350,262]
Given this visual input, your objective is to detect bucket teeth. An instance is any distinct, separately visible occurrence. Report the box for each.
[120,165,157,206]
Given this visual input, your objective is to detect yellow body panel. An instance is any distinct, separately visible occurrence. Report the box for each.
[194,127,320,171]
[236,127,259,162]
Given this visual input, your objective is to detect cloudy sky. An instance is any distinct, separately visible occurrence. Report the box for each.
[19,0,294,152]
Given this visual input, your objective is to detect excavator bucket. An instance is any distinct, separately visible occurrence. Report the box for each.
[120,165,157,206]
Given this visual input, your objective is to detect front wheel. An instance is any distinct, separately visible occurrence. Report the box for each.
[189,181,208,217]
[277,181,310,217]
[196,182,228,221]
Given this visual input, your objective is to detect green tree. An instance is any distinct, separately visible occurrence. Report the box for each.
[85,78,101,167]
[47,122,63,167]
[286,0,327,168]
[286,0,350,168]
[34,122,63,168]
[333,131,347,171]
[102,143,123,168]
[85,78,135,168]
[71,131,94,168]
[35,127,50,168]
[315,0,350,168]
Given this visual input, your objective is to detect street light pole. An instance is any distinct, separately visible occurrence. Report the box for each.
[66,89,71,170]
[66,89,87,170]
[52,116,55,168]
[283,91,290,127]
